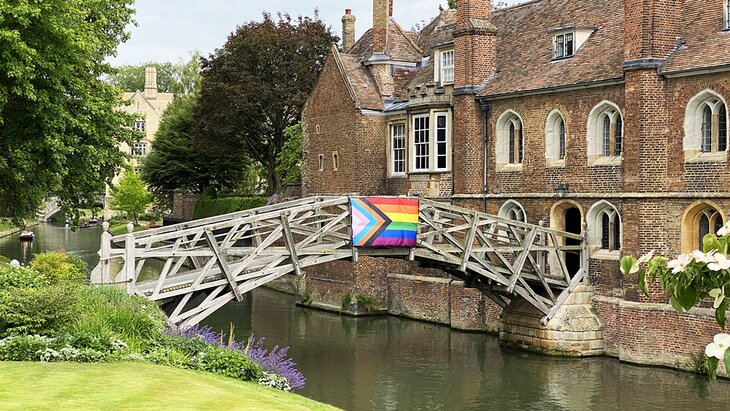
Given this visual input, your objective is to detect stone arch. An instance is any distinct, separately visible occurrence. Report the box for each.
[549,200,584,232]
[681,200,727,252]
[586,100,623,164]
[498,199,527,223]
[683,89,728,159]
[586,200,622,255]
[545,109,566,166]
[495,109,525,170]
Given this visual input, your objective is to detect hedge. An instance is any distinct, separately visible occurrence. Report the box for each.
[193,196,268,220]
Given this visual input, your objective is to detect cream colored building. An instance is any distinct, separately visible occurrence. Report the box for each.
[105,67,173,218]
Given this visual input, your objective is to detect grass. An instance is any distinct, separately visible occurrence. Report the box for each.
[0,362,338,411]
[0,255,9,264]
[0,218,19,232]
[109,223,149,236]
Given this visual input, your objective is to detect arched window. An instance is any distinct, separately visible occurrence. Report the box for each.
[684,90,729,160]
[681,201,726,252]
[499,200,527,223]
[587,101,623,165]
[545,110,566,166]
[496,111,525,171]
[586,201,622,256]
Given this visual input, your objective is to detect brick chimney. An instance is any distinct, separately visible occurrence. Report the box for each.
[372,0,390,55]
[144,66,158,99]
[453,0,496,91]
[342,9,356,52]
[623,0,682,65]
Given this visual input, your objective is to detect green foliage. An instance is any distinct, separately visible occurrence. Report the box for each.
[193,196,268,219]
[448,0,457,8]
[276,124,303,185]
[29,251,87,284]
[109,170,152,225]
[0,284,80,337]
[0,0,136,217]
[341,293,352,311]
[194,13,338,194]
[141,94,249,209]
[199,347,262,381]
[355,294,379,311]
[107,52,202,95]
[0,264,47,289]
[301,291,312,306]
[0,335,53,361]
[146,346,194,369]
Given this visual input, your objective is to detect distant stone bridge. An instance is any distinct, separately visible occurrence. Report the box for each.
[91,196,587,329]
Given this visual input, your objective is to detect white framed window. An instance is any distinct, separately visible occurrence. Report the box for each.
[131,142,147,157]
[440,50,454,85]
[587,101,623,165]
[684,90,729,162]
[390,124,406,175]
[496,110,525,171]
[554,32,574,59]
[435,113,448,171]
[134,120,146,133]
[412,114,430,171]
[725,0,730,30]
[545,110,567,167]
[586,200,622,258]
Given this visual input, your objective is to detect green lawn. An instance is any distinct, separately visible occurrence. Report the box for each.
[0,362,338,411]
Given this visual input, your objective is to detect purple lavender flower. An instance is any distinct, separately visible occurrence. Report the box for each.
[245,336,306,390]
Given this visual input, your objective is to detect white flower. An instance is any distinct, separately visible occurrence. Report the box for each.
[709,288,726,309]
[637,250,655,264]
[692,249,716,264]
[705,333,730,360]
[708,253,730,271]
[718,222,730,237]
[667,254,693,273]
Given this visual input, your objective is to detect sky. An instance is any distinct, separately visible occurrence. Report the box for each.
[110,0,520,66]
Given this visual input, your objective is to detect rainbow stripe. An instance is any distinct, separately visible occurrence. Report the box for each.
[350,197,419,247]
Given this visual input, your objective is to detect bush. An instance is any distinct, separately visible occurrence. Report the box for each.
[0,264,47,289]
[341,293,352,311]
[199,347,262,381]
[193,196,268,219]
[355,294,379,311]
[146,346,194,369]
[30,251,87,284]
[0,335,52,361]
[0,285,80,337]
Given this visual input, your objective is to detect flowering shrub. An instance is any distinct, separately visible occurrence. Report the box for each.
[621,222,730,380]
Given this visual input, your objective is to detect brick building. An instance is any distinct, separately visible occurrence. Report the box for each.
[302,0,730,369]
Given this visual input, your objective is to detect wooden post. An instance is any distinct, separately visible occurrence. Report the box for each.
[124,233,136,295]
[99,230,112,284]
[582,222,590,284]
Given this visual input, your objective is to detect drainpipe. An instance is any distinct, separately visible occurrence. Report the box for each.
[481,101,491,214]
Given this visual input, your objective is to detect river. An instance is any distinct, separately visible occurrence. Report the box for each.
[3,222,730,410]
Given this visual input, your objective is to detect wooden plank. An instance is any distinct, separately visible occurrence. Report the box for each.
[204,229,244,302]
[280,213,302,277]
[459,213,479,272]
[507,228,538,293]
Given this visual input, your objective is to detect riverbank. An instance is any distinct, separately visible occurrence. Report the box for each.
[0,220,39,239]
[0,362,338,410]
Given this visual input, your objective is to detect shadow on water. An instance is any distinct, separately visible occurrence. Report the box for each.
[204,288,730,411]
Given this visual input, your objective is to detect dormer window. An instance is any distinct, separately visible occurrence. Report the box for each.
[554,32,574,59]
[440,49,454,85]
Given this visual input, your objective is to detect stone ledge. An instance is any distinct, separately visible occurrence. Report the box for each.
[387,273,453,284]
[592,294,716,318]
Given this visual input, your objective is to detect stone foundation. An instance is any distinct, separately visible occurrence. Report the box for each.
[500,285,604,356]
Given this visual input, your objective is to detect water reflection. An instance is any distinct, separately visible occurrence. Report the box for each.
[205,288,730,411]
[0,222,104,267]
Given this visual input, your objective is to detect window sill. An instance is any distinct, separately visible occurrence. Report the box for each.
[588,156,623,167]
[496,163,523,173]
[545,159,566,168]
[590,249,621,261]
[388,173,408,179]
[551,55,574,61]
[408,170,451,175]
[685,151,727,163]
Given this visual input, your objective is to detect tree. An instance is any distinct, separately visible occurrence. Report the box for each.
[448,0,457,8]
[141,95,249,208]
[194,13,338,194]
[275,123,302,185]
[109,170,151,225]
[107,52,203,95]
[0,0,136,217]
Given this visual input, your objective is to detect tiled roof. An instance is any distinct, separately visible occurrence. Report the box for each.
[347,20,422,63]
[416,9,456,56]
[478,0,625,98]
[661,0,730,74]
[337,53,384,111]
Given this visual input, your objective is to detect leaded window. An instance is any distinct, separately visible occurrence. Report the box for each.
[391,124,406,175]
[558,117,566,159]
[699,100,728,153]
[599,209,620,251]
[600,110,623,157]
[554,32,574,59]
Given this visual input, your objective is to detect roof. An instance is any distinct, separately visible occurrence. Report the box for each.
[347,19,423,63]
[661,0,730,75]
[416,9,456,57]
[478,0,625,98]
[122,91,174,117]
[335,50,384,111]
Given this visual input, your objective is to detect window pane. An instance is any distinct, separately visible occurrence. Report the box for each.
[565,33,574,56]
[602,116,611,156]
[558,118,566,159]
[555,34,564,58]
[391,124,406,174]
[436,114,448,170]
[441,50,454,84]
[715,215,724,235]
[719,103,727,152]
[518,127,524,163]
[699,214,710,247]
[613,216,621,251]
[508,123,515,164]
[601,213,610,250]
[414,116,430,171]
[702,105,712,152]
[614,116,623,156]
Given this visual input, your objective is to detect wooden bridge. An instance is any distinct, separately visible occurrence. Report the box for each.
[91,197,587,329]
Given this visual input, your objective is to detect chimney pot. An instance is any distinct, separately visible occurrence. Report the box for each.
[342,9,357,52]
[345,9,351,15]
